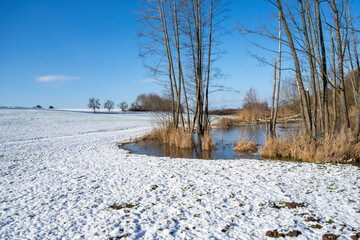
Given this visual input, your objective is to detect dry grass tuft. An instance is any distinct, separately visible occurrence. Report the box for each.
[140,126,218,151]
[233,139,258,152]
[261,129,360,163]
[260,136,292,159]
[215,117,239,128]
[235,108,270,122]
[201,133,216,151]
[140,126,195,149]
[139,128,163,142]
[235,109,253,122]
[169,128,195,149]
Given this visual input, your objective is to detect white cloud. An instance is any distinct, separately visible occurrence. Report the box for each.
[140,78,160,83]
[36,75,80,82]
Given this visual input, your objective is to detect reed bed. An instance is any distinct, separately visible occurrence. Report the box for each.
[260,129,360,163]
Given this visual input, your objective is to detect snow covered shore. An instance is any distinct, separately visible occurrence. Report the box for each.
[0,109,359,239]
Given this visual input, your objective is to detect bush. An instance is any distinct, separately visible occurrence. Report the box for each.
[129,93,173,112]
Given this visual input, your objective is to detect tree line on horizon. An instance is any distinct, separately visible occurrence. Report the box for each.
[88,93,174,113]
[88,98,128,113]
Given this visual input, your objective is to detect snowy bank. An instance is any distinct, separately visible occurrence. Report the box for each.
[0,109,359,239]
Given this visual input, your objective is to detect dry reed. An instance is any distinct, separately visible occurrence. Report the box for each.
[233,139,258,153]
[140,126,195,149]
[201,133,216,151]
[260,129,360,163]
[215,117,239,128]
[235,108,270,122]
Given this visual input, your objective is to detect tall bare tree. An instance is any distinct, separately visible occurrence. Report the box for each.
[88,97,100,113]
[277,0,313,135]
[118,101,128,112]
[241,0,358,139]
[138,0,226,138]
[346,0,360,135]
[330,0,350,129]
[104,100,114,114]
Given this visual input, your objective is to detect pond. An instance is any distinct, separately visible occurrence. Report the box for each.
[120,123,301,160]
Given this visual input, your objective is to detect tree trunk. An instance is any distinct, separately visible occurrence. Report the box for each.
[277,0,312,135]
[347,0,360,135]
[273,11,282,136]
[301,0,317,138]
[158,0,176,125]
[270,57,277,136]
[315,0,329,136]
[204,0,213,131]
[331,0,350,129]
[195,0,204,135]
[185,0,198,133]
[170,0,185,129]
[330,27,337,134]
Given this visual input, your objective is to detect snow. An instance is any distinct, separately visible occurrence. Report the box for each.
[0,109,359,239]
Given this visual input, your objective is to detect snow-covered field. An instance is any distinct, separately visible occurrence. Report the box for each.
[0,109,359,239]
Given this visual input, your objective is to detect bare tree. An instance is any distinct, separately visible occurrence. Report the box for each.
[270,57,278,136]
[330,0,350,129]
[239,0,359,139]
[130,93,173,111]
[88,97,100,113]
[138,0,227,138]
[273,9,282,136]
[243,88,268,111]
[346,0,360,135]
[104,100,114,114]
[281,78,299,109]
[118,101,128,112]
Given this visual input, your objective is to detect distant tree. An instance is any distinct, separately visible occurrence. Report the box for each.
[129,93,173,112]
[118,101,128,112]
[242,88,268,110]
[280,78,300,113]
[35,105,42,109]
[49,106,54,109]
[130,102,136,109]
[88,97,100,113]
[104,100,114,114]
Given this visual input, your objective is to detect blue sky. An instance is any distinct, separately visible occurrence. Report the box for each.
[1,0,354,109]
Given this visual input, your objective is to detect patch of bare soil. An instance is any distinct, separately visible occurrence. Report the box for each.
[305,216,320,222]
[322,234,339,240]
[265,229,302,238]
[109,203,138,210]
[266,229,285,238]
[350,232,360,240]
[271,201,306,209]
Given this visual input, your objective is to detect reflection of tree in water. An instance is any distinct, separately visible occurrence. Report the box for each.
[199,150,212,160]
[163,144,196,159]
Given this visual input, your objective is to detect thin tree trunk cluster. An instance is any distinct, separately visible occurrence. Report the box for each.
[267,0,359,138]
[269,9,282,137]
[138,0,222,137]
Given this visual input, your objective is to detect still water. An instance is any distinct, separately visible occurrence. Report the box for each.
[121,123,300,160]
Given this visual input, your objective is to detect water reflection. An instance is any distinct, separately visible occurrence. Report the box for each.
[121,123,300,160]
